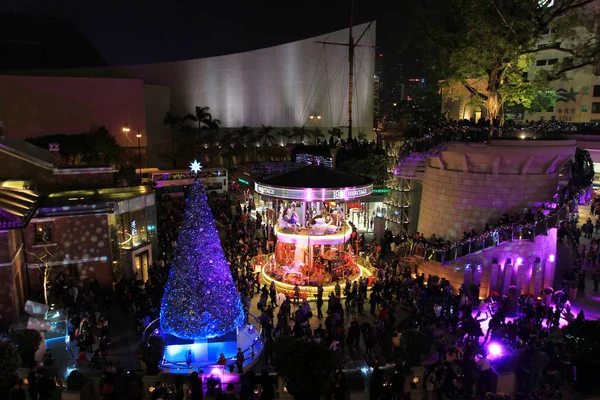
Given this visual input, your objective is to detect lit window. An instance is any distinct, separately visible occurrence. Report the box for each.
[34,222,54,243]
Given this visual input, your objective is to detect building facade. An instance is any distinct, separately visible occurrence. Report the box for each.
[0,23,376,168]
[0,137,157,324]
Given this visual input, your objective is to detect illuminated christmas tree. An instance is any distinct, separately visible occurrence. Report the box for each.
[160,161,245,339]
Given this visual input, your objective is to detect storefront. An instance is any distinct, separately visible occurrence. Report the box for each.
[108,193,158,282]
[346,187,389,233]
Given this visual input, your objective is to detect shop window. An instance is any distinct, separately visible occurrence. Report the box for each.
[34,222,54,243]
[592,103,600,113]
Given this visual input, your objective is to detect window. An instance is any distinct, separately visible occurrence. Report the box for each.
[548,58,558,65]
[564,57,573,66]
[592,102,600,113]
[557,108,562,113]
[538,43,549,49]
[571,108,576,113]
[564,109,569,114]
[582,105,588,112]
[536,59,547,66]
[594,85,600,97]
[34,222,54,243]
[554,42,561,48]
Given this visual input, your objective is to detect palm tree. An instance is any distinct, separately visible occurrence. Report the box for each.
[231,126,255,163]
[162,111,181,168]
[277,128,291,146]
[312,127,325,144]
[291,126,312,144]
[328,127,343,139]
[184,106,222,166]
[257,125,275,146]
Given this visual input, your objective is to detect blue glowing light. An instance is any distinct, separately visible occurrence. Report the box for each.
[160,180,245,340]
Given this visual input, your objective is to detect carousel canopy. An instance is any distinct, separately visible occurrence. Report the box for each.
[255,165,373,201]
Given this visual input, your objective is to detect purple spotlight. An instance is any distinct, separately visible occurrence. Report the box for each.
[516,257,523,265]
[549,254,555,263]
[487,343,502,358]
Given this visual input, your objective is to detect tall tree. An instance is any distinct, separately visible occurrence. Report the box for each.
[256,125,275,146]
[162,111,182,169]
[412,0,600,123]
[160,173,245,339]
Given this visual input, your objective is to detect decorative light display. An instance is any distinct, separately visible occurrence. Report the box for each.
[160,175,245,340]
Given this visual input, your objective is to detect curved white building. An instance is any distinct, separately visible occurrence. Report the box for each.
[0,23,375,167]
[121,22,376,134]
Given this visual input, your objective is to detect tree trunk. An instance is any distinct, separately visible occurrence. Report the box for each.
[43,270,49,305]
[484,94,503,125]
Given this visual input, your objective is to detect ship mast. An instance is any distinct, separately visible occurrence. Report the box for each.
[316,2,373,143]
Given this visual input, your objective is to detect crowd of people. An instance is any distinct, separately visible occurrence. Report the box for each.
[23,164,593,399]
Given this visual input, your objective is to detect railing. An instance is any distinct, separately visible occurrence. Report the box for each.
[397,217,557,264]
[159,313,264,372]
[251,252,377,296]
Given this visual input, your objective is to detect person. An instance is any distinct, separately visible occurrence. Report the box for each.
[217,353,227,366]
[476,352,493,395]
[593,270,600,292]
[9,379,26,400]
[190,371,204,400]
[173,376,189,400]
[260,370,274,400]
[235,347,245,373]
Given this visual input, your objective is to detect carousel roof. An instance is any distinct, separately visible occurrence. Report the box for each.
[257,165,372,189]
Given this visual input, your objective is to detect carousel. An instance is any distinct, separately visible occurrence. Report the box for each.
[254,163,376,296]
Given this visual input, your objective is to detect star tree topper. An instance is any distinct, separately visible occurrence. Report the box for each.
[189,159,202,174]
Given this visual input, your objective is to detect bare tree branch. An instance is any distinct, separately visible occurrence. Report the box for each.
[491,0,517,37]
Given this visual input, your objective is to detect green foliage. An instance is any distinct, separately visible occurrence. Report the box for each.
[275,337,336,399]
[10,329,42,355]
[26,126,122,165]
[138,336,166,375]
[528,90,560,112]
[402,329,429,366]
[0,342,19,388]
[337,152,387,184]
[564,320,600,364]
[10,329,42,367]
[410,0,599,121]
[66,370,87,391]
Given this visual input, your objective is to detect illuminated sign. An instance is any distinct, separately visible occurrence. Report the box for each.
[372,188,391,194]
[131,220,138,237]
[238,178,250,185]
[254,182,373,201]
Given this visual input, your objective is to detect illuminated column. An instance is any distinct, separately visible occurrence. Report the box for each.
[516,258,529,293]
[531,257,543,296]
[473,264,483,285]
[463,264,473,286]
[501,259,513,296]
[489,258,500,293]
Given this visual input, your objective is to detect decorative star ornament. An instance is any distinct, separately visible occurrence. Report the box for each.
[189,159,202,174]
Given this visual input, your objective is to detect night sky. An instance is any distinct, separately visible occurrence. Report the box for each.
[0,0,406,66]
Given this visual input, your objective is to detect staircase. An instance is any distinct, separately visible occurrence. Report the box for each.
[395,152,426,180]
[555,241,573,284]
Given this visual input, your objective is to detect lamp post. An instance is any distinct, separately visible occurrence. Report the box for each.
[309,113,322,129]
[122,124,131,164]
[136,132,142,180]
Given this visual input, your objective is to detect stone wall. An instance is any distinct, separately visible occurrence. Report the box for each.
[417,141,575,241]
[414,228,557,298]
[418,169,558,240]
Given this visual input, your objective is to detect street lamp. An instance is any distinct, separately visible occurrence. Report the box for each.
[309,113,322,129]
[122,124,131,164]
[136,132,142,180]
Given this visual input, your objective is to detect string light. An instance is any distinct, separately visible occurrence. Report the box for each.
[159,179,245,339]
